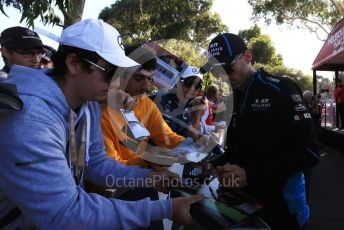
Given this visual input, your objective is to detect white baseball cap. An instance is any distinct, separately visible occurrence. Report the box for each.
[180,66,203,80]
[60,19,139,67]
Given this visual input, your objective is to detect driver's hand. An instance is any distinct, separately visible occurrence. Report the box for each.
[216,164,248,188]
[171,195,203,226]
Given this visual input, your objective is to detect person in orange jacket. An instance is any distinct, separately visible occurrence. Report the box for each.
[101,45,185,167]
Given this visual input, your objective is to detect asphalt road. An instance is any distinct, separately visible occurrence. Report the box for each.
[309,145,344,230]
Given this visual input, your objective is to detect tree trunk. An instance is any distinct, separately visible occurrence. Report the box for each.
[329,0,344,16]
[63,0,86,27]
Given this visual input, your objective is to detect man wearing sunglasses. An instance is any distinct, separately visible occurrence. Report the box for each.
[204,33,319,229]
[0,26,44,81]
[0,19,201,229]
[39,45,56,69]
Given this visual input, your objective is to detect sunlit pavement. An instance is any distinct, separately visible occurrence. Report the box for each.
[309,144,344,230]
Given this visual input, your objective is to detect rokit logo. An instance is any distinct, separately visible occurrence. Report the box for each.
[294,113,312,121]
[208,42,223,57]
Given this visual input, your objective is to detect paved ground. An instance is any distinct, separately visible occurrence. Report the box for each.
[309,144,344,230]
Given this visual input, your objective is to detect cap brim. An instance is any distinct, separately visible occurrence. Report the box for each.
[100,52,140,68]
[5,40,43,50]
[181,74,203,80]
[41,56,51,62]
[201,56,234,74]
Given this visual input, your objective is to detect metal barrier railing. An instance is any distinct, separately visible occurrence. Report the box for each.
[321,99,337,128]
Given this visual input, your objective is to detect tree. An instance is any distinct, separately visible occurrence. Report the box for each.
[247,0,344,40]
[239,24,312,90]
[153,39,221,92]
[238,24,261,43]
[0,0,85,27]
[157,39,207,67]
[239,25,283,66]
[98,0,227,47]
[249,34,283,65]
[257,64,313,91]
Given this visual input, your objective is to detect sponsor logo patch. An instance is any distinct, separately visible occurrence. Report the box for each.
[291,94,302,103]
[267,77,280,83]
[294,103,307,112]
[251,98,271,111]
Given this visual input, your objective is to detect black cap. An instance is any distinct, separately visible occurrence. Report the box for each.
[42,45,56,62]
[0,26,43,49]
[208,33,247,64]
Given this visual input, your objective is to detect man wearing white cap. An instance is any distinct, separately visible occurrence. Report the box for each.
[0,19,201,229]
[153,65,204,139]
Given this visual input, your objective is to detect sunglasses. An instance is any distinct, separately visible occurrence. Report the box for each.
[82,57,118,82]
[211,53,243,77]
[13,49,45,58]
[181,78,203,90]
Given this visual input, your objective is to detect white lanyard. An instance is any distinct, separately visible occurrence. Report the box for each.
[69,109,86,184]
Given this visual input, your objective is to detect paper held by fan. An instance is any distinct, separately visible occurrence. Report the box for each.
[120,109,150,141]
[142,142,209,165]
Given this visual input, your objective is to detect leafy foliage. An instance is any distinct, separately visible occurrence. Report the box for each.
[157,39,207,67]
[238,24,261,43]
[257,63,313,91]
[155,39,218,91]
[240,24,311,90]
[247,0,344,40]
[0,0,85,27]
[98,0,228,92]
[99,0,227,48]
[239,24,283,66]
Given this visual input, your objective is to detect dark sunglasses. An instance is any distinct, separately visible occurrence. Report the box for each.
[82,57,118,82]
[211,53,243,77]
[13,49,45,58]
[182,78,203,90]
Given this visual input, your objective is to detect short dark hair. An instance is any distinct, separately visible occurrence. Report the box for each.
[50,45,101,77]
[206,85,218,99]
[125,45,156,71]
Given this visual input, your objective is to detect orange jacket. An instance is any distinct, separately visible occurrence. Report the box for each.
[101,95,185,167]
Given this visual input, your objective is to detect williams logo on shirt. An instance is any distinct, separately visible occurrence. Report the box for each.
[251,98,271,112]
